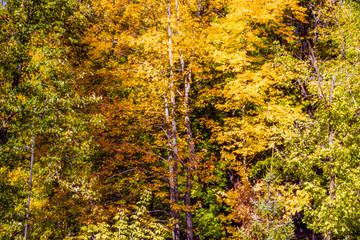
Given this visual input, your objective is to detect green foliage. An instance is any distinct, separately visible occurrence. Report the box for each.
[0,0,99,238]
[78,189,168,240]
[281,0,360,238]
[194,207,226,240]
[192,188,227,240]
[0,167,27,239]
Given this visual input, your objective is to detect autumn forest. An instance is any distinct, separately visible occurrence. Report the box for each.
[1,0,360,239]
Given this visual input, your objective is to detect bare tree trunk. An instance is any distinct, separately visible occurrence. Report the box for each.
[173,0,196,237]
[183,67,195,240]
[24,136,35,239]
[167,1,180,239]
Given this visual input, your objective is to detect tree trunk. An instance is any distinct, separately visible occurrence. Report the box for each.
[184,69,195,240]
[24,136,35,239]
[166,1,180,239]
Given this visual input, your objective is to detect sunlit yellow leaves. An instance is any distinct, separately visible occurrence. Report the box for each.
[202,0,306,74]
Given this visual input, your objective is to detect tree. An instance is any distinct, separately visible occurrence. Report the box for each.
[194,0,306,237]
[80,0,229,239]
[282,0,360,238]
[0,0,99,238]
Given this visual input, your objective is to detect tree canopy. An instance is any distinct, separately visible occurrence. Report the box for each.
[1,0,360,239]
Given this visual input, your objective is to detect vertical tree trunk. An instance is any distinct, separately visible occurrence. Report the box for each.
[166,1,180,239]
[24,136,35,239]
[184,68,195,240]
[175,0,195,237]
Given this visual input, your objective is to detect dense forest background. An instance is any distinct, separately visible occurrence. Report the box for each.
[1,0,360,239]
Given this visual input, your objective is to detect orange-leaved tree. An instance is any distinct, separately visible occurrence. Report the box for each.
[77,0,217,239]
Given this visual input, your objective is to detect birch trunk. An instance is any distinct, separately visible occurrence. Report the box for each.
[183,63,195,240]
[166,1,180,239]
